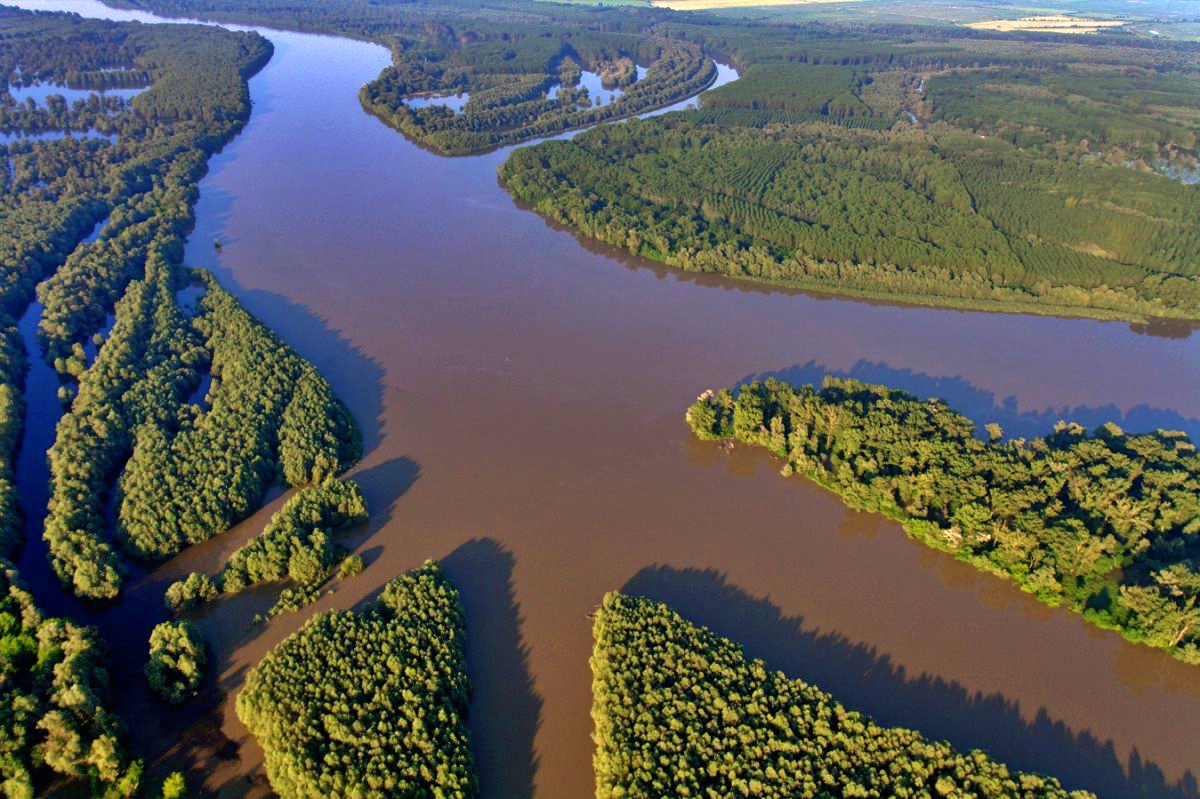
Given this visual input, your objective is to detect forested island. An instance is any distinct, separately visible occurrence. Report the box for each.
[591,592,1092,798]
[687,377,1200,663]
[1,7,362,795]
[106,0,723,155]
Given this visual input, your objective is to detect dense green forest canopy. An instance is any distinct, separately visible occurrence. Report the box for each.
[109,0,729,154]
[0,562,125,798]
[0,8,363,602]
[0,8,368,795]
[687,377,1200,663]
[497,18,1200,319]
[236,562,478,799]
[592,592,1093,798]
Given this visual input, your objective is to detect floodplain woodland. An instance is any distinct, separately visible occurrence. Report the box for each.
[0,0,1198,798]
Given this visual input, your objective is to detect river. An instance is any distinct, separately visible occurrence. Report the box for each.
[4,2,1200,798]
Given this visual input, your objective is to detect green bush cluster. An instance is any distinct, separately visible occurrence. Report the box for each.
[0,562,126,798]
[687,377,1200,662]
[219,479,368,594]
[88,760,188,799]
[338,554,365,579]
[145,620,207,705]
[262,583,326,622]
[592,592,1093,799]
[163,572,218,613]
[236,562,478,799]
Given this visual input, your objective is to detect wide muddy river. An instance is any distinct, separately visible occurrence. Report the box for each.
[6,3,1200,797]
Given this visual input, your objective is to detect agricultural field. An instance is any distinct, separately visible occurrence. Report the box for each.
[966,15,1128,34]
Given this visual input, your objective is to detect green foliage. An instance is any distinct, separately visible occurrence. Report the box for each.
[1116,564,1200,661]
[87,763,187,799]
[159,771,187,799]
[362,37,715,156]
[108,0,719,155]
[145,620,206,705]
[500,110,1200,320]
[236,562,478,799]
[704,63,875,118]
[926,66,1200,164]
[0,319,26,561]
[338,554,365,580]
[114,276,361,562]
[0,7,295,602]
[481,15,1200,319]
[687,377,1200,662]
[0,560,125,797]
[45,275,197,598]
[592,592,1093,798]
[263,583,326,621]
[218,479,368,595]
[89,758,144,799]
[1,7,273,365]
[163,572,218,614]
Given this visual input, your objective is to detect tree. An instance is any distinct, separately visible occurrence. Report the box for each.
[145,621,207,704]
[1118,564,1200,656]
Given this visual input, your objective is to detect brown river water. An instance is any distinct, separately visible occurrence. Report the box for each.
[5,3,1200,797]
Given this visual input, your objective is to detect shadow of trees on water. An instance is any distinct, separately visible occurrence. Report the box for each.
[622,564,1198,799]
[740,359,1200,442]
[441,538,542,799]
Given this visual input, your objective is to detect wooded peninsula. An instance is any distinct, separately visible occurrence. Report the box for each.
[687,377,1200,664]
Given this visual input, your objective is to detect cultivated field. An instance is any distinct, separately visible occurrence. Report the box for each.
[966,15,1126,33]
